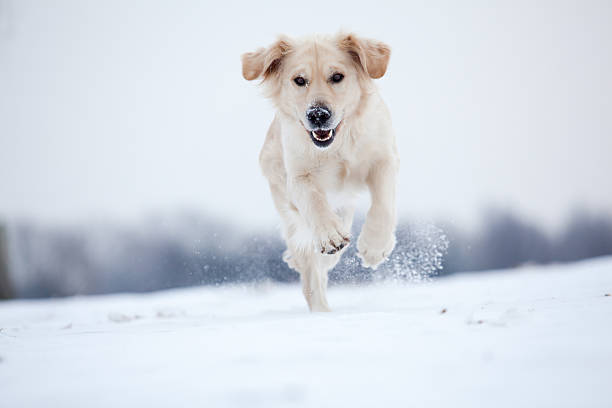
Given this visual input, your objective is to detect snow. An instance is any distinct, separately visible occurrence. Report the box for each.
[1,257,611,407]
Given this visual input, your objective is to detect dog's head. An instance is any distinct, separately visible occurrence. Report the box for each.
[242,33,390,149]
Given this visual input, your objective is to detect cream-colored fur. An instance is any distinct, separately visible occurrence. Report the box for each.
[242,33,399,312]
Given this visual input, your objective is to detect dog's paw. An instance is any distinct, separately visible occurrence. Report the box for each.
[314,220,350,255]
[357,231,396,269]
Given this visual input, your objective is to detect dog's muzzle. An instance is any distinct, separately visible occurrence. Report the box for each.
[305,105,339,149]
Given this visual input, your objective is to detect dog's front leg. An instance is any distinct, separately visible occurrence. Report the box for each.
[357,159,398,269]
[288,173,350,254]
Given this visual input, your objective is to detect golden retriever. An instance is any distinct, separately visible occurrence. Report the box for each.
[241,33,398,311]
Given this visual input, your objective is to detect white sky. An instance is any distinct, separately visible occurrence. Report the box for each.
[1,0,611,230]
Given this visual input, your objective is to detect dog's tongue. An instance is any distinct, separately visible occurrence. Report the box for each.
[314,130,329,137]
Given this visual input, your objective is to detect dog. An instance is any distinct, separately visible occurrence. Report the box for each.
[241,33,399,312]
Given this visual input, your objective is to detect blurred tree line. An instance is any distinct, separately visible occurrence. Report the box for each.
[1,208,612,298]
[441,209,612,272]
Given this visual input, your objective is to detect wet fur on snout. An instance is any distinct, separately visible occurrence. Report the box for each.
[242,33,398,312]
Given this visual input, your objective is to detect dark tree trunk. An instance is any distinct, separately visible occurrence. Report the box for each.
[0,225,14,299]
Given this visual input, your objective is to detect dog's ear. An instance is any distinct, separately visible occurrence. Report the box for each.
[338,34,391,79]
[241,37,293,81]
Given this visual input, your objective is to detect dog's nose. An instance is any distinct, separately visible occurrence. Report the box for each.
[306,106,331,127]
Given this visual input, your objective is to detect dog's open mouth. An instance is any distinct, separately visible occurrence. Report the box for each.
[311,129,334,145]
[309,123,340,149]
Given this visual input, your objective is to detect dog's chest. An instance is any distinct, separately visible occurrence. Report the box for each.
[316,158,366,207]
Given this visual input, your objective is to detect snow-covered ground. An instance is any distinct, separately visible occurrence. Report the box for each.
[1,257,611,408]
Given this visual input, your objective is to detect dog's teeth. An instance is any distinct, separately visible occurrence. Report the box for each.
[311,129,334,142]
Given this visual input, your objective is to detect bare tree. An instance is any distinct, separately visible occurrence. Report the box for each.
[0,224,14,299]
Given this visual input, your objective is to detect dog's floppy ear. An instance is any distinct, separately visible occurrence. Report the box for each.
[241,37,292,81]
[338,33,391,79]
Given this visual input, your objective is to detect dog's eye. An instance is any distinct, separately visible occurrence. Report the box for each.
[294,76,306,87]
[331,73,344,83]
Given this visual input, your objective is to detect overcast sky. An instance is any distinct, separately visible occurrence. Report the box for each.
[1,0,611,231]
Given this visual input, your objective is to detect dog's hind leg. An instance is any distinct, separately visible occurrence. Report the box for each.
[291,206,355,312]
[315,206,355,310]
[299,256,332,312]
[304,247,347,312]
